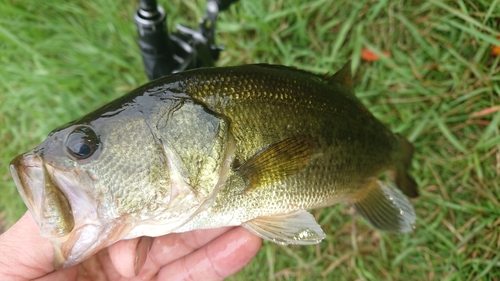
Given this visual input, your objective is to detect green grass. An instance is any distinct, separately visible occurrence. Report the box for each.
[1,0,499,280]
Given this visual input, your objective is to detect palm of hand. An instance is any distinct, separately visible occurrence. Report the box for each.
[0,213,261,281]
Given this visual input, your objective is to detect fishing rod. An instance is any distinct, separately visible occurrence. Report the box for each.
[134,0,239,80]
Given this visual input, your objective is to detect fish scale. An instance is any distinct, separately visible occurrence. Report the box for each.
[173,64,414,230]
[10,62,418,268]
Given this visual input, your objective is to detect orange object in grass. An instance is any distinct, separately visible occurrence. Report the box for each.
[492,35,500,55]
[361,48,391,61]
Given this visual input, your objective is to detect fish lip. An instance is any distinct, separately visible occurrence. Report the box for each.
[10,152,44,226]
[10,152,98,268]
[10,152,76,238]
[10,151,118,268]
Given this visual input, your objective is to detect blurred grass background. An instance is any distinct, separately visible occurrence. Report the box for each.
[1,0,499,280]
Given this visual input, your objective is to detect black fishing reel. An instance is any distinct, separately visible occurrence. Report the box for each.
[134,0,239,80]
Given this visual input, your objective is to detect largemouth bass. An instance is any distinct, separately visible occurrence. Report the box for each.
[10,62,418,268]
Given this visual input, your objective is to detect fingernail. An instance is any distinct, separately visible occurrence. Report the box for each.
[135,237,153,276]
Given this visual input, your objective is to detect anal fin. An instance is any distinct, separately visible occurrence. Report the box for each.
[242,210,325,245]
[352,178,416,233]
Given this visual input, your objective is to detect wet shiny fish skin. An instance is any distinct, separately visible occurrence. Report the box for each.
[10,63,418,268]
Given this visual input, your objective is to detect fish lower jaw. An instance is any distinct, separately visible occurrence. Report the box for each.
[50,220,133,268]
[10,153,45,226]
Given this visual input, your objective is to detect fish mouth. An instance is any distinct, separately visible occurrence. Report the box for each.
[10,152,130,268]
[10,153,46,228]
[10,152,75,238]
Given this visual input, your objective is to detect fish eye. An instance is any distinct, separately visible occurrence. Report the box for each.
[66,126,100,160]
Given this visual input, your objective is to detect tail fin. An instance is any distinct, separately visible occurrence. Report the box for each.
[392,134,418,198]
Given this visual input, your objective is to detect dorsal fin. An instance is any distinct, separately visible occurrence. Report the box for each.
[326,61,354,93]
[250,62,355,94]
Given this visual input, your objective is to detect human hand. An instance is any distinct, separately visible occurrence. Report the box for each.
[0,212,262,280]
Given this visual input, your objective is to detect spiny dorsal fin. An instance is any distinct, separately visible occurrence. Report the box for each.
[237,135,316,191]
[326,61,354,93]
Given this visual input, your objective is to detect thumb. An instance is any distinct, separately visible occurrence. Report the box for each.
[0,211,76,280]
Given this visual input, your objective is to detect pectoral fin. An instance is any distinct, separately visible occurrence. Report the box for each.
[352,178,416,233]
[238,135,316,191]
[242,210,325,245]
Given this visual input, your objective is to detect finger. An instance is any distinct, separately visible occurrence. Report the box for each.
[75,249,119,281]
[0,212,78,280]
[157,227,262,281]
[119,227,232,280]
[108,236,153,278]
[108,238,139,278]
[149,227,231,266]
[35,267,77,281]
